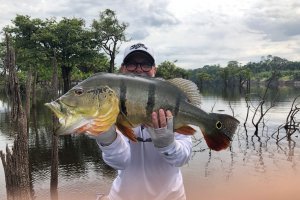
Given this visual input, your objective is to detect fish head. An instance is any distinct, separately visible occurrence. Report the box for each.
[201,113,240,151]
[45,85,120,135]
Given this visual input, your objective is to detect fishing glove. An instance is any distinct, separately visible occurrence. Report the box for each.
[148,116,175,148]
[89,125,117,146]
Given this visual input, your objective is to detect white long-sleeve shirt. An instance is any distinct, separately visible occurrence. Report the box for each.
[96,126,192,200]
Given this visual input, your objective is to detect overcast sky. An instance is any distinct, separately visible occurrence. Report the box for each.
[1,0,300,69]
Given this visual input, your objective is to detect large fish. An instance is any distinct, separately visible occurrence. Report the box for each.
[45,73,239,151]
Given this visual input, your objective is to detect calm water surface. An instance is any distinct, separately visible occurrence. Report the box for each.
[0,85,300,200]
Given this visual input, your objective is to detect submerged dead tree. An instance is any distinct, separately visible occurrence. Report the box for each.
[50,53,59,200]
[273,95,300,142]
[244,73,278,136]
[284,95,300,137]
[0,34,32,199]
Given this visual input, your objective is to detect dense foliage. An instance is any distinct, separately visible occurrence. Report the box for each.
[187,56,300,87]
[0,9,128,93]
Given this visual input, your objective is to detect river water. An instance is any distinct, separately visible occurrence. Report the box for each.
[0,85,300,200]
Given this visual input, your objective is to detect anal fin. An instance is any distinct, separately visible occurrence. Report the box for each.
[175,125,196,135]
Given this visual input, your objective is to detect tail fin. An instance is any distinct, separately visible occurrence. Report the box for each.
[201,113,239,151]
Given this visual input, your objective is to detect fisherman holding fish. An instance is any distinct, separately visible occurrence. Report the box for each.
[45,43,240,200]
[94,43,192,200]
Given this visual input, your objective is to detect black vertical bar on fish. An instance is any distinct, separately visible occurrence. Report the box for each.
[120,79,127,116]
[146,83,156,116]
[174,93,182,117]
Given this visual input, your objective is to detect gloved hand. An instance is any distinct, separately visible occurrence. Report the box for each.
[84,125,117,146]
[77,124,117,146]
[148,109,175,148]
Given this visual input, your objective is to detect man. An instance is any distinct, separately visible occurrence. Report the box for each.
[94,43,192,200]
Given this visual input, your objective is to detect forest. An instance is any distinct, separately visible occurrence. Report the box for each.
[1,10,300,95]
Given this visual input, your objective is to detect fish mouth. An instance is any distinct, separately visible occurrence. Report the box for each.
[45,100,69,125]
[45,100,91,135]
[45,101,64,118]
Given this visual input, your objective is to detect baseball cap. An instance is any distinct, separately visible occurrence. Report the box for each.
[123,43,155,65]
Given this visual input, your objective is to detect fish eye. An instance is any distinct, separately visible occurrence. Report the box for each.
[216,121,222,129]
[74,88,84,96]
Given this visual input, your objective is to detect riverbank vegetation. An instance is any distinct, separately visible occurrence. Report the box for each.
[1,12,300,94]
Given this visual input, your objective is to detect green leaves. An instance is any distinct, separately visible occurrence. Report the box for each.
[157,61,188,79]
[1,13,114,90]
[92,9,129,72]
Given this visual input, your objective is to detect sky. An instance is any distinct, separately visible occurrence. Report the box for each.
[0,0,300,69]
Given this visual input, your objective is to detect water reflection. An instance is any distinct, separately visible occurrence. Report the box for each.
[0,86,300,200]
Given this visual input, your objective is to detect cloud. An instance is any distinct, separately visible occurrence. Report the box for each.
[115,0,179,41]
[1,0,300,69]
[244,0,300,41]
[130,30,150,40]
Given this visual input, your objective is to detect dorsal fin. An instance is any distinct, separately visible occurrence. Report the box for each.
[167,78,201,107]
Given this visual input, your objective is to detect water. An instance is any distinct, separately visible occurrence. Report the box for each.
[0,86,300,200]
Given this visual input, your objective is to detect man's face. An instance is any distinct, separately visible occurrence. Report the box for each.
[121,53,156,77]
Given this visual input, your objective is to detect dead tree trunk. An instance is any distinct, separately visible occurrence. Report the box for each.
[61,64,71,94]
[31,71,37,108]
[5,34,18,122]
[0,115,30,200]
[50,53,59,200]
[25,68,33,124]
[0,33,32,200]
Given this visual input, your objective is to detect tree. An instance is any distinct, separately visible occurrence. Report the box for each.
[5,15,44,82]
[197,72,212,87]
[36,17,99,93]
[92,9,129,73]
[55,18,90,93]
[156,61,188,79]
[2,14,110,94]
[0,40,5,77]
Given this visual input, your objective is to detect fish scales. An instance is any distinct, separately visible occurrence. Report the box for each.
[83,73,188,126]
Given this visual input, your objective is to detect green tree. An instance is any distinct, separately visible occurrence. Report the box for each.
[5,15,45,80]
[3,15,110,93]
[197,72,212,87]
[92,9,129,73]
[0,40,5,77]
[55,17,90,93]
[292,71,300,80]
[156,61,188,79]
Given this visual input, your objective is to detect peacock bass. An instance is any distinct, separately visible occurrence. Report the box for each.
[45,73,239,151]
